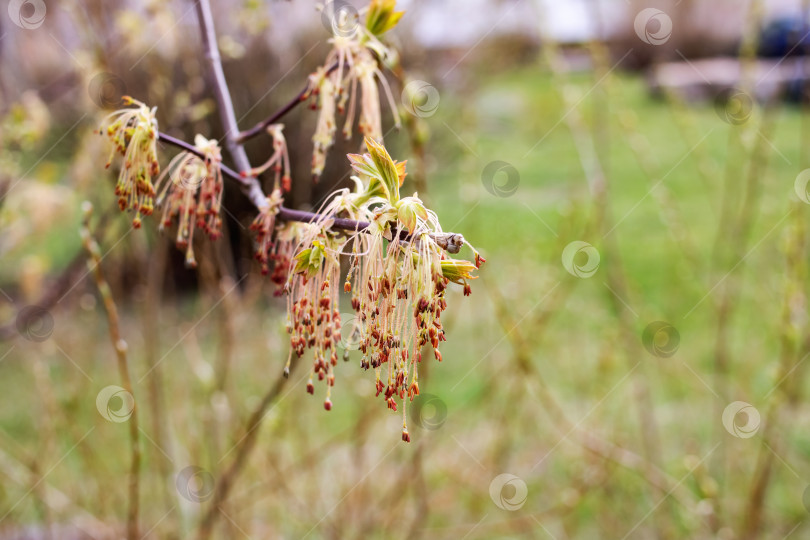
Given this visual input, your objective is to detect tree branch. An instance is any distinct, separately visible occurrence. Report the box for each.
[235,81,312,144]
[234,63,338,144]
[276,206,370,232]
[193,0,266,210]
[169,2,463,248]
[157,132,244,182]
[159,131,371,231]
[159,131,464,248]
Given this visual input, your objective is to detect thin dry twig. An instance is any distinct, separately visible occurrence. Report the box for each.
[139,237,177,536]
[195,356,300,540]
[537,27,673,536]
[79,202,141,540]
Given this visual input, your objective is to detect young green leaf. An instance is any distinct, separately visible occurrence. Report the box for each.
[366,0,405,36]
[363,136,400,203]
[440,259,478,284]
[396,196,428,234]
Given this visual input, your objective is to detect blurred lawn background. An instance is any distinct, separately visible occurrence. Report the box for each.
[2,0,810,539]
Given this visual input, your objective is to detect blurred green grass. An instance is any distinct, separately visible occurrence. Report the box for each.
[2,66,809,538]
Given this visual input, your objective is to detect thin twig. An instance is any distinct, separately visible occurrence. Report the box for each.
[740,3,808,535]
[487,281,704,516]
[536,21,673,535]
[79,203,140,540]
[195,357,300,540]
[0,210,114,341]
[193,0,266,210]
[158,131,463,243]
[189,1,304,536]
[157,132,374,232]
[0,445,113,539]
[235,84,312,144]
[234,62,339,144]
[157,132,240,176]
[159,9,462,246]
[139,237,177,537]
[711,1,766,522]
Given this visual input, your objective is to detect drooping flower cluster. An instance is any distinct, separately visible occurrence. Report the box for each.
[310,74,337,179]
[285,137,483,441]
[287,234,343,411]
[92,3,483,444]
[268,223,311,293]
[154,135,224,268]
[98,98,230,267]
[242,124,292,192]
[309,0,403,179]
[250,188,283,276]
[98,97,160,228]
